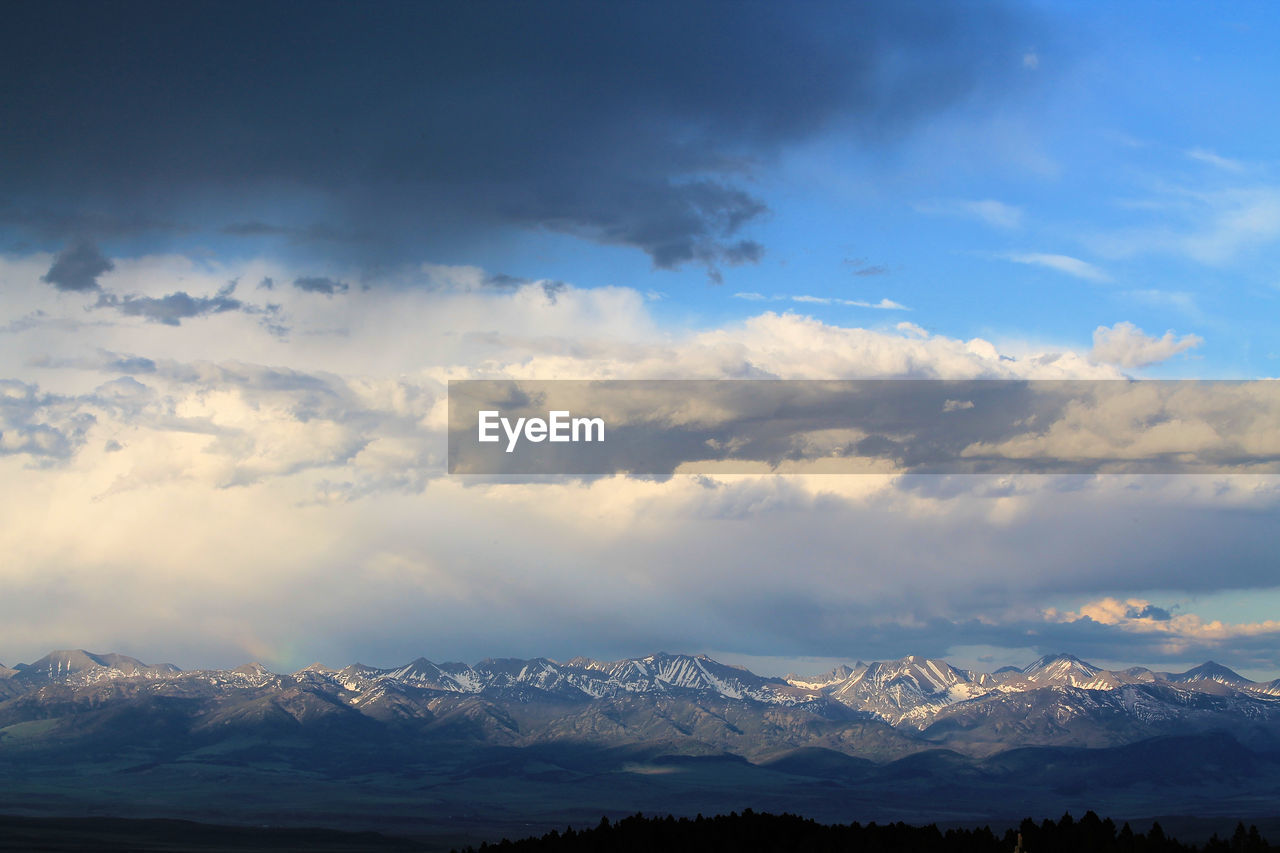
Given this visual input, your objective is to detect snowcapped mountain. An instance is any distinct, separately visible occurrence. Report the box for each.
[816,655,992,725]
[1162,660,1255,688]
[1021,653,1105,685]
[785,663,860,690]
[11,649,180,685]
[3,647,1279,758]
[296,651,812,707]
[567,653,798,701]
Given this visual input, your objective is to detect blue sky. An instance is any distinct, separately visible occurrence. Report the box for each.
[2,1,1280,676]
[586,0,1280,375]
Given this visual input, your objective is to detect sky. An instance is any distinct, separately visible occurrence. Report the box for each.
[2,0,1280,678]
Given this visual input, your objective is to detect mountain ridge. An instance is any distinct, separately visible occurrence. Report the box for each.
[6,645,1280,832]
[8,647,1262,682]
[2,646,1275,736]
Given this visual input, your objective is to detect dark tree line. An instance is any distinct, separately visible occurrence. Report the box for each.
[456,809,1274,853]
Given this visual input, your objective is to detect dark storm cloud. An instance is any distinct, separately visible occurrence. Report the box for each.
[221,223,293,238]
[220,221,369,245]
[0,0,1031,273]
[40,241,114,292]
[0,202,185,242]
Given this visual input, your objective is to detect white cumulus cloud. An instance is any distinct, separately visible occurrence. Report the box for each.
[1090,321,1202,368]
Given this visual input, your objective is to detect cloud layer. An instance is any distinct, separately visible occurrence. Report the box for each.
[1,250,1277,675]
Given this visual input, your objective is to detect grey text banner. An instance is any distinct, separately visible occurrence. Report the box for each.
[448,379,1280,475]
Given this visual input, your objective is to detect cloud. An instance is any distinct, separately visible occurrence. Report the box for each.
[0,1,1032,274]
[734,293,909,310]
[1090,321,1202,368]
[292,276,349,296]
[1049,597,1280,656]
[955,380,1280,475]
[8,251,1280,673]
[896,321,929,338]
[7,443,1277,670]
[96,283,248,326]
[842,257,890,277]
[0,253,1121,485]
[917,198,1024,229]
[0,203,185,242]
[1002,252,1109,281]
[1089,185,1280,266]
[0,379,94,461]
[219,221,368,244]
[1180,187,1280,263]
[1185,147,1245,172]
[45,252,289,330]
[10,356,431,492]
[1126,602,1172,621]
[40,240,114,291]
[479,272,570,304]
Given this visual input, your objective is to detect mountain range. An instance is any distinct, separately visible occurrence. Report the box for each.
[4,648,1280,842]
[4,648,1280,757]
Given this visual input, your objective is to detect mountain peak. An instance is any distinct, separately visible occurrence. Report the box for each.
[1171,661,1252,685]
[786,664,855,686]
[232,662,271,676]
[11,650,178,684]
[1024,652,1093,670]
[1027,651,1084,664]
[1021,653,1105,685]
[28,649,106,668]
[297,662,336,674]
